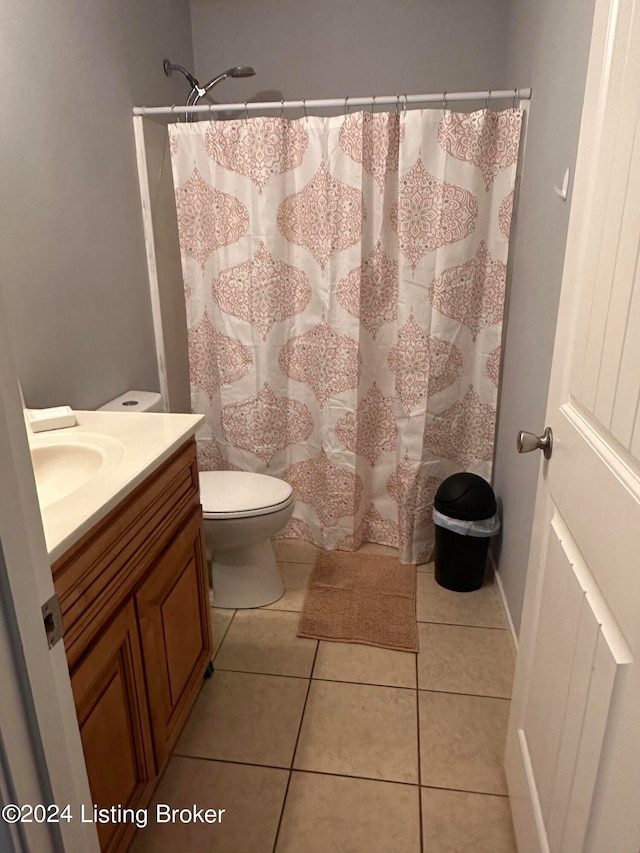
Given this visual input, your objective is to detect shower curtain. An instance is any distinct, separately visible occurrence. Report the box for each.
[168,107,522,563]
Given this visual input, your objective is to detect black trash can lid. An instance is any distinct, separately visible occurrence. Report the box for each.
[434,473,496,521]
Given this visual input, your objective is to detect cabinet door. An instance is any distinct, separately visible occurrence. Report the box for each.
[71,599,155,853]
[137,507,212,770]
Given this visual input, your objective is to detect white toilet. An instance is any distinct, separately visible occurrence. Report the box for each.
[199,470,294,609]
[99,391,294,610]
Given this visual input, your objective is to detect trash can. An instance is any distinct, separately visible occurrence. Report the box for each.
[433,473,500,592]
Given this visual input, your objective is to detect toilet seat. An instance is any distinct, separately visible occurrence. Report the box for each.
[200,470,294,520]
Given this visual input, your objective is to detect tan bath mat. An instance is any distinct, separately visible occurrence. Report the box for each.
[298,551,418,652]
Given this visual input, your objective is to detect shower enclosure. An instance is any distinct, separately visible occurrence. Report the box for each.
[133,92,522,562]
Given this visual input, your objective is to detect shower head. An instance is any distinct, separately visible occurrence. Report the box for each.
[164,59,256,110]
[227,66,256,79]
[201,65,256,95]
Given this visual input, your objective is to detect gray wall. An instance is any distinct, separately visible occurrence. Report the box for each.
[0,0,193,410]
[491,0,596,632]
[190,0,510,104]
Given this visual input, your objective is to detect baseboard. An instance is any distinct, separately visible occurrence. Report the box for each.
[489,551,519,655]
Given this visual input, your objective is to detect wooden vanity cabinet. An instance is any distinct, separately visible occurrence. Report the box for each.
[70,600,155,853]
[136,506,211,770]
[52,437,212,853]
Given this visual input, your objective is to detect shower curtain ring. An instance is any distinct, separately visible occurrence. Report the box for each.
[303,98,307,119]
[344,95,350,114]
[513,88,519,109]
[403,93,408,114]
[244,101,249,120]
[486,91,492,111]
[280,99,285,120]
[370,95,376,114]
[395,94,400,115]
[442,91,447,110]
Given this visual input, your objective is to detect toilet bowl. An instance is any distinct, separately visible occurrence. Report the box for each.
[199,470,294,609]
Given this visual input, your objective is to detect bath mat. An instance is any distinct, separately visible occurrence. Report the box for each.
[298,551,418,652]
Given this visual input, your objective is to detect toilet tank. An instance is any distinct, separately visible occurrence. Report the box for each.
[98,390,163,413]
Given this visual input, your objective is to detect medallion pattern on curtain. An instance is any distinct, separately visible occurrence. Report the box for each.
[168,108,522,563]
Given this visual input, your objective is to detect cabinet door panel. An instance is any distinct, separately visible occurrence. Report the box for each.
[71,600,154,853]
[137,507,212,770]
[163,556,204,705]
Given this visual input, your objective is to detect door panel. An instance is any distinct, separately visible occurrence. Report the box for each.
[136,507,212,771]
[513,512,631,852]
[163,554,204,705]
[506,0,640,849]
[71,600,154,853]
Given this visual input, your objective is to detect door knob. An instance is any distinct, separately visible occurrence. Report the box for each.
[517,426,553,459]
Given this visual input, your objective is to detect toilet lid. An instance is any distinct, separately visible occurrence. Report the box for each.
[200,471,294,517]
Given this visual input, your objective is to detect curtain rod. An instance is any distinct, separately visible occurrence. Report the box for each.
[133,87,531,117]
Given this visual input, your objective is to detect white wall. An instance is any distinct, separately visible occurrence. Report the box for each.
[0,0,193,410]
[491,0,596,632]
[134,117,192,413]
[190,0,510,104]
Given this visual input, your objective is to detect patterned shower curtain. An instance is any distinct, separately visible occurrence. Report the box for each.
[168,107,521,563]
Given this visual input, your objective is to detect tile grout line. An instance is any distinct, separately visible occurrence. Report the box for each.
[271,640,320,853]
[170,751,427,789]
[312,672,416,689]
[213,666,311,681]
[421,782,511,799]
[417,686,512,702]
[210,607,236,664]
[417,617,507,630]
[212,666,418,689]
[169,751,510,798]
[206,666,511,701]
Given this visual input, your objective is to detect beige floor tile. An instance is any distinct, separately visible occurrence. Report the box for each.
[421,787,517,852]
[417,623,513,697]
[313,640,416,688]
[263,562,313,612]
[210,607,234,657]
[131,756,288,853]
[417,571,505,628]
[418,561,435,572]
[419,691,509,795]
[175,670,308,768]
[294,680,418,783]
[273,538,319,564]
[276,771,421,853]
[214,610,317,677]
[356,542,400,557]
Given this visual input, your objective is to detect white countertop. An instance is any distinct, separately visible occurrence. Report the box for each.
[29,410,204,563]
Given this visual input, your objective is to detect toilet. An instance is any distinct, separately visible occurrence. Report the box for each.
[199,470,294,609]
[99,391,294,610]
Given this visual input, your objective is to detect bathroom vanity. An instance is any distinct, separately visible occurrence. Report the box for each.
[32,412,211,853]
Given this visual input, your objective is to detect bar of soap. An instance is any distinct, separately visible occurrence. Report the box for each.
[27,406,77,433]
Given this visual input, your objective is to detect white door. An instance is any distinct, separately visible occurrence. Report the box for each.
[0,285,99,852]
[505,0,640,850]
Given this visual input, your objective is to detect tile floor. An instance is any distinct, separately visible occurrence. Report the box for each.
[132,540,517,853]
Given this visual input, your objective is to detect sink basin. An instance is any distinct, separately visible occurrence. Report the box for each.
[30,432,125,509]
